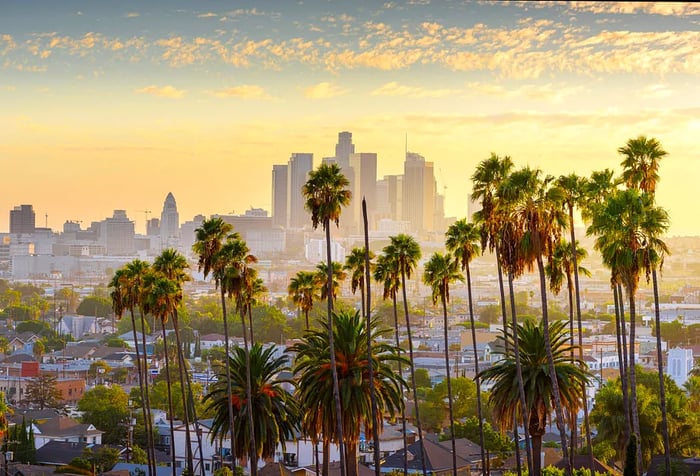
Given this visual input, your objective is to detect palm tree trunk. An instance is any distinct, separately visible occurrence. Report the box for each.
[508,272,533,475]
[627,291,642,471]
[391,293,408,476]
[130,310,154,476]
[323,440,330,476]
[465,264,487,475]
[324,219,346,476]
[653,269,671,476]
[138,309,157,476]
[362,199,381,476]
[220,288,237,471]
[171,310,193,475]
[240,306,257,476]
[160,322,177,476]
[401,267,428,476]
[345,441,358,476]
[248,304,255,344]
[614,284,631,439]
[566,274,577,468]
[441,290,458,476]
[567,211,593,471]
[536,256,570,476]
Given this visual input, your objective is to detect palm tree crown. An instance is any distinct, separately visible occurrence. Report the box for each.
[303,163,352,230]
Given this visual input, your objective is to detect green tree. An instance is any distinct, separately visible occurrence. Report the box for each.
[423,251,463,476]
[292,310,406,476]
[414,368,432,389]
[24,373,62,409]
[76,296,112,317]
[302,162,351,476]
[77,385,129,445]
[203,344,299,467]
[344,247,374,319]
[288,271,320,330]
[479,319,591,476]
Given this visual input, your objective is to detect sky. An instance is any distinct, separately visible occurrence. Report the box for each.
[1,1,699,236]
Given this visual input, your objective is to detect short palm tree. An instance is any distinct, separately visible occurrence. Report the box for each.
[288,271,320,330]
[204,344,299,465]
[445,218,487,473]
[385,233,427,476]
[291,310,407,476]
[480,319,591,476]
[423,251,464,476]
[315,261,347,302]
[302,162,351,476]
[344,247,374,318]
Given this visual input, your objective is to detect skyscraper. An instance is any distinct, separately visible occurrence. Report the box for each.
[9,204,35,234]
[272,164,288,228]
[334,131,355,169]
[286,153,313,229]
[101,210,135,255]
[348,152,377,229]
[160,192,180,249]
[402,152,436,233]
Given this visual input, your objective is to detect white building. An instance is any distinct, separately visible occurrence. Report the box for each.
[304,238,345,264]
[668,347,694,387]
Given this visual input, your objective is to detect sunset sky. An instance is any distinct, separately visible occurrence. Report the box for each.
[1,1,699,236]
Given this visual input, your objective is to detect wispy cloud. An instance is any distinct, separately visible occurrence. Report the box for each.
[371,81,459,98]
[126,12,139,18]
[197,12,218,18]
[211,84,272,99]
[567,2,700,16]
[465,82,586,103]
[304,82,348,99]
[135,85,185,98]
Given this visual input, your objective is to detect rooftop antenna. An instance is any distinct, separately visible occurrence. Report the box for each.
[45,213,48,228]
[405,132,408,158]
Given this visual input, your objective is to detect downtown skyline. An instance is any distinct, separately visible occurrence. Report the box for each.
[1,1,699,236]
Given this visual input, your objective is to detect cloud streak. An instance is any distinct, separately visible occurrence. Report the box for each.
[135,85,185,98]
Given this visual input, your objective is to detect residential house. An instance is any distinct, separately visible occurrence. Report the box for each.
[380,438,471,476]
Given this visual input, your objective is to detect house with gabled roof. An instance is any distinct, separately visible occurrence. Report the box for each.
[380,438,471,476]
[8,411,103,449]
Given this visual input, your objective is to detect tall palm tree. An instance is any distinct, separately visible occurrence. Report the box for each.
[385,234,427,476]
[242,271,266,344]
[445,219,487,474]
[303,162,351,476]
[153,249,203,475]
[288,271,320,330]
[110,267,155,476]
[142,272,179,476]
[193,218,239,466]
[292,310,407,476]
[123,259,157,476]
[344,247,374,319]
[373,252,408,475]
[480,319,591,476]
[471,154,527,475]
[204,344,300,466]
[588,188,670,471]
[423,251,464,476]
[619,135,671,476]
[499,167,571,472]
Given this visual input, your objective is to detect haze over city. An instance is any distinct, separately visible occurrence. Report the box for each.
[1,1,699,235]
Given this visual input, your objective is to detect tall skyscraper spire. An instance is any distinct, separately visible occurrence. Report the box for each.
[160,192,180,249]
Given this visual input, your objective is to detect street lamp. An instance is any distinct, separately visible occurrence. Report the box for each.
[4,450,13,476]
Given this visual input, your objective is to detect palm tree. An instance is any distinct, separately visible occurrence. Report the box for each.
[373,252,408,475]
[499,167,571,472]
[142,272,179,475]
[193,217,239,466]
[588,188,670,471]
[315,261,347,302]
[153,249,203,475]
[303,162,351,476]
[291,309,407,476]
[445,219,487,474]
[619,135,671,476]
[204,344,300,466]
[122,259,157,476]
[480,319,591,476]
[110,267,155,476]
[288,271,320,330]
[344,247,374,318]
[423,251,464,476]
[471,153,527,474]
[384,234,427,476]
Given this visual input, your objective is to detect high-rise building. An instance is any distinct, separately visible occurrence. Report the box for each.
[334,131,355,169]
[386,175,403,222]
[272,164,288,228]
[100,210,135,256]
[348,152,377,229]
[160,192,180,249]
[402,152,436,233]
[9,205,35,234]
[286,153,313,229]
